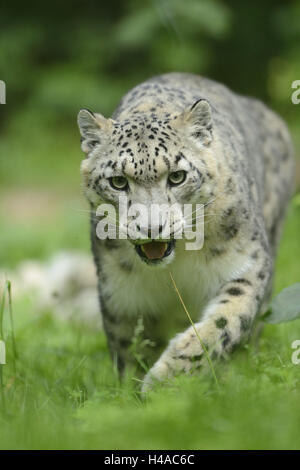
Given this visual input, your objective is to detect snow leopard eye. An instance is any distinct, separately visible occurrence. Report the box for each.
[109,176,128,191]
[168,170,187,187]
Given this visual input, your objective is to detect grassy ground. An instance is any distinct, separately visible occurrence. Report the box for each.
[0,199,300,450]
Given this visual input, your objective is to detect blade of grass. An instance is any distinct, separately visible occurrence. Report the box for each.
[0,287,6,411]
[6,281,18,369]
[0,286,5,341]
[168,270,220,391]
[0,279,17,411]
[0,365,5,412]
[38,356,88,411]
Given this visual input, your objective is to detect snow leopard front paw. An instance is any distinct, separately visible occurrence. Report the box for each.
[141,358,173,394]
[141,326,205,394]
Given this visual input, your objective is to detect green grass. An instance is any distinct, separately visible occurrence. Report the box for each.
[0,202,300,450]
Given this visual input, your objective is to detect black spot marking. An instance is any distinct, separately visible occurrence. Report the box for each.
[251,230,259,241]
[221,331,231,348]
[224,223,239,240]
[215,317,228,329]
[211,350,219,360]
[163,155,170,169]
[239,315,252,333]
[210,247,225,257]
[189,354,203,362]
[233,278,252,286]
[177,354,203,363]
[104,239,121,250]
[227,287,244,296]
[119,261,133,272]
[226,177,235,194]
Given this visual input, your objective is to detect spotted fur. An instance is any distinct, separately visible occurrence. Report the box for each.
[77,73,294,391]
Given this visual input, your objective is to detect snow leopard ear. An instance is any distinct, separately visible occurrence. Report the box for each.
[179,99,213,146]
[77,109,115,154]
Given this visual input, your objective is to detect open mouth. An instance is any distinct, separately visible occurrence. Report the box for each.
[135,240,175,264]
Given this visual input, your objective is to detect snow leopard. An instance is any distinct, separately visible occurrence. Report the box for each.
[77,73,294,392]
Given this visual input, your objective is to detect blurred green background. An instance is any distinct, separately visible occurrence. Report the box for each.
[0,0,300,268]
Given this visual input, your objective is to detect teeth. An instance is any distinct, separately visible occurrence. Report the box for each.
[140,241,169,260]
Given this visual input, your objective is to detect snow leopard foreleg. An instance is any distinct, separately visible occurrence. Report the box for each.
[142,243,273,392]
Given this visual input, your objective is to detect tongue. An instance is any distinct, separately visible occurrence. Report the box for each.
[141,241,168,260]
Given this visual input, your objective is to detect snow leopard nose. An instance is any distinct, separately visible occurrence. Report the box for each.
[136,221,166,238]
